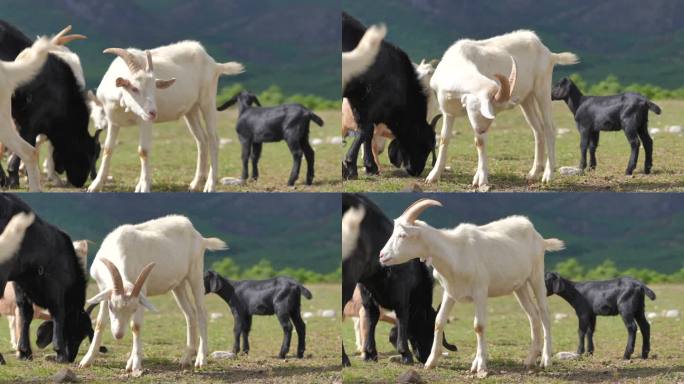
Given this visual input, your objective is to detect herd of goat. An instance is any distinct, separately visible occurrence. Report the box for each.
[0,193,313,376]
[342,12,662,188]
[342,194,657,377]
[0,21,324,192]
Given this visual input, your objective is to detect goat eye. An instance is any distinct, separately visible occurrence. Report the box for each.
[398,233,406,239]
[131,87,139,94]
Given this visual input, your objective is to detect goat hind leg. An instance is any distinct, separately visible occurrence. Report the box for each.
[471,294,488,377]
[514,285,543,368]
[171,284,198,370]
[620,312,637,359]
[183,110,208,191]
[199,103,220,192]
[637,126,653,174]
[276,312,293,358]
[635,311,650,358]
[528,272,553,368]
[624,130,640,175]
[519,97,546,180]
[187,273,209,369]
[291,310,306,358]
[533,87,557,184]
[286,142,304,186]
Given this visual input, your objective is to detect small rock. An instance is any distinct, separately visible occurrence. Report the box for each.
[397,369,425,384]
[52,368,79,383]
[554,313,568,321]
[477,184,491,192]
[663,309,680,318]
[557,128,570,136]
[311,138,323,146]
[328,136,343,145]
[445,166,452,171]
[646,312,657,320]
[210,351,236,359]
[555,351,579,360]
[319,309,336,318]
[559,166,581,176]
[401,183,423,193]
[219,138,233,147]
[210,312,223,321]
[667,125,683,134]
[649,127,661,135]
[220,177,244,186]
[302,311,314,319]
[106,175,114,181]
[441,352,449,356]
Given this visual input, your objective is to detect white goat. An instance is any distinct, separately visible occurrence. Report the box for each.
[426,30,579,188]
[0,26,84,192]
[342,24,386,90]
[379,199,565,377]
[79,215,228,376]
[87,41,244,193]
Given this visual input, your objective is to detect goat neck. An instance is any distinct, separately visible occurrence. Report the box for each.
[238,98,253,114]
[563,83,585,115]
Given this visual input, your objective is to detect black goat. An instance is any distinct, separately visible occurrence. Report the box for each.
[217,91,323,186]
[0,193,93,363]
[342,193,456,366]
[551,77,659,175]
[204,271,312,358]
[0,20,101,188]
[342,12,435,179]
[545,272,655,359]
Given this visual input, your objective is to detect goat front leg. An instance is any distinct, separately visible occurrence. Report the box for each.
[126,310,144,377]
[361,300,380,361]
[79,301,109,368]
[135,123,153,192]
[239,139,252,182]
[425,294,455,369]
[88,122,120,192]
[472,133,489,190]
[14,287,34,360]
[361,127,378,175]
[576,318,588,355]
[8,314,18,350]
[588,131,600,170]
[578,129,590,172]
[40,138,65,186]
[471,294,488,378]
[395,308,413,364]
[51,306,68,363]
[426,111,455,184]
[242,315,252,354]
[342,127,369,180]
[0,114,41,191]
[231,317,242,355]
[251,142,262,181]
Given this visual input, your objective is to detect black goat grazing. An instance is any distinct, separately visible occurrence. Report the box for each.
[342,193,457,367]
[342,12,435,179]
[204,271,312,358]
[217,91,323,186]
[36,303,108,354]
[551,77,659,175]
[0,20,101,188]
[545,272,656,359]
[0,193,94,363]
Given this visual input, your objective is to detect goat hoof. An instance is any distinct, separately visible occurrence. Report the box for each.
[18,351,32,361]
[342,161,358,180]
[297,352,304,359]
[476,370,489,379]
[644,168,651,175]
[278,353,287,359]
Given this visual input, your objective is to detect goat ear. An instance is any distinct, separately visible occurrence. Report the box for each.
[139,295,157,312]
[86,289,112,306]
[36,320,53,349]
[115,77,131,89]
[552,274,565,292]
[478,94,496,120]
[155,78,176,89]
[252,96,262,107]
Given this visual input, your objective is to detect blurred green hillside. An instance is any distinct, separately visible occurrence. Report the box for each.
[3,0,338,98]
[17,193,340,274]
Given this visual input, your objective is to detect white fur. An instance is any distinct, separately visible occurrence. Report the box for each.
[342,205,365,260]
[79,215,228,375]
[87,41,244,193]
[0,212,34,264]
[379,207,565,376]
[342,24,386,90]
[426,30,579,187]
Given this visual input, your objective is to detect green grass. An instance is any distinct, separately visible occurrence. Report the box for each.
[344,100,684,192]
[342,284,684,383]
[4,109,342,192]
[0,284,341,383]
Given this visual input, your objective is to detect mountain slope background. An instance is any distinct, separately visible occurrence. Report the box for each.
[366,193,684,273]
[17,194,340,273]
[3,0,339,98]
[344,0,684,88]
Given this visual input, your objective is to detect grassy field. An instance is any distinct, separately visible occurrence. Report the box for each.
[342,284,684,383]
[0,284,341,384]
[3,109,342,192]
[344,100,684,192]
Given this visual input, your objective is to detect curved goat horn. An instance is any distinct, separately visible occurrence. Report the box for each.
[131,262,156,297]
[145,50,153,72]
[103,48,142,73]
[50,25,87,46]
[493,56,517,103]
[400,199,443,224]
[100,258,124,296]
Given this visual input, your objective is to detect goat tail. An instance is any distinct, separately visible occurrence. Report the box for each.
[309,112,324,127]
[203,237,229,252]
[216,61,245,77]
[646,100,662,115]
[551,52,580,66]
[2,36,52,90]
[0,212,35,264]
[299,285,313,300]
[642,285,656,300]
[544,238,565,252]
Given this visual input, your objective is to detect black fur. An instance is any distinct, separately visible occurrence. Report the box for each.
[545,272,655,359]
[551,77,659,175]
[342,12,435,179]
[217,91,323,186]
[0,193,93,363]
[342,193,456,367]
[204,271,311,358]
[0,20,101,188]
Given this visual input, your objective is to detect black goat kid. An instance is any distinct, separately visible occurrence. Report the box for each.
[217,91,323,186]
[551,77,659,175]
[204,271,312,358]
[0,193,93,363]
[545,273,655,359]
